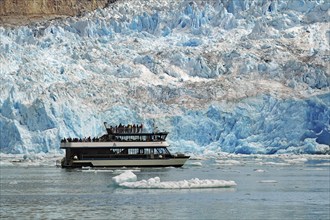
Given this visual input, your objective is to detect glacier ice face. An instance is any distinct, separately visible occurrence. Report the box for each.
[0,0,329,154]
[168,94,330,154]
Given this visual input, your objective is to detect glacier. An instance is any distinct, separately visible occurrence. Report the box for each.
[0,0,329,155]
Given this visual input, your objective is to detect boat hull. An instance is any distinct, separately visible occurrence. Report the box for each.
[62,157,189,168]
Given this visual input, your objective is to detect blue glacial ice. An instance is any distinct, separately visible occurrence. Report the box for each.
[168,94,330,154]
[0,0,329,155]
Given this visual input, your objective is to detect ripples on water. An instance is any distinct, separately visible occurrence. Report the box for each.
[0,155,329,219]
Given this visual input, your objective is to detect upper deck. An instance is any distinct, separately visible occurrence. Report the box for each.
[61,122,170,149]
[60,140,169,149]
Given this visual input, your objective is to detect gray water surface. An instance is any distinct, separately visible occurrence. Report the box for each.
[1,157,329,220]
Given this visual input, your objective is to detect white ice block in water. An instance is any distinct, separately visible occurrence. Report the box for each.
[118,176,237,189]
[112,170,137,184]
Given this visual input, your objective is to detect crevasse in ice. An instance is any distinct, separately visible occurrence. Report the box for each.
[0,0,329,154]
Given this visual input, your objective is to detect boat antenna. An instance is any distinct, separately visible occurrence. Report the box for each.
[104,122,107,129]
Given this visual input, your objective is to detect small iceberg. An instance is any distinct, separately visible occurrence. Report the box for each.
[254,169,266,173]
[258,180,278,183]
[188,161,203,166]
[112,170,137,184]
[113,171,237,189]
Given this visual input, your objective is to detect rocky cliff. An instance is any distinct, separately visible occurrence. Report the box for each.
[0,0,115,26]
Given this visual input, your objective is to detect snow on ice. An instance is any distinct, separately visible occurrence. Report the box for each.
[0,0,329,155]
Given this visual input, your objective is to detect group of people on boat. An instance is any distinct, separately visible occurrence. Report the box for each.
[61,123,145,143]
[108,123,144,134]
[61,137,100,143]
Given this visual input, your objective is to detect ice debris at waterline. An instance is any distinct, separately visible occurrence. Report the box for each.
[112,170,138,184]
[112,171,236,189]
[0,0,329,155]
[120,177,237,189]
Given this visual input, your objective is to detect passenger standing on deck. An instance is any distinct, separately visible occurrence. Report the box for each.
[119,123,123,133]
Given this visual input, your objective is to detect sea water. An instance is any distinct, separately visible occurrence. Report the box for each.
[0,155,329,220]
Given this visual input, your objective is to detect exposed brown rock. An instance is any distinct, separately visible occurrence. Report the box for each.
[0,0,116,26]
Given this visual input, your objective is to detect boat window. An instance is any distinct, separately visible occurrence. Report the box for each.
[138,148,144,154]
[114,148,157,155]
[144,148,150,155]
[128,148,139,155]
[164,148,170,154]
[155,148,170,155]
[156,148,164,154]
[111,148,123,154]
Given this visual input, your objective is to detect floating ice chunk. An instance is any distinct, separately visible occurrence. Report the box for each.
[94,170,113,173]
[188,154,207,161]
[188,162,203,166]
[284,158,308,164]
[113,169,141,175]
[259,180,278,183]
[303,168,325,171]
[215,159,241,165]
[254,169,266,173]
[81,169,96,173]
[316,163,330,166]
[258,162,290,166]
[119,177,236,189]
[112,170,137,184]
[81,168,114,173]
[93,169,114,173]
[0,161,14,167]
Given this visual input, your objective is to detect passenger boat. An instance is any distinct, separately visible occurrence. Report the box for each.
[60,123,190,168]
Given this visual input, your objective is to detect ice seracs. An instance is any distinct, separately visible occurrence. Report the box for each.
[0,0,329,155]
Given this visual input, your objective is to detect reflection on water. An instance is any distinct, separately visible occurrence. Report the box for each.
[1,157,329,220]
